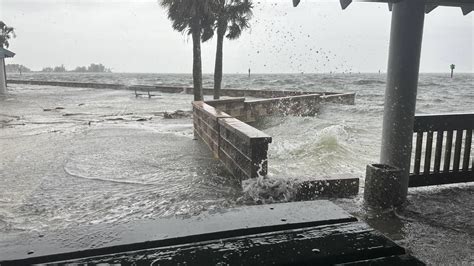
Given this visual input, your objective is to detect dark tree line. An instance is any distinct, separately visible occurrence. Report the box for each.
[41,63,112,73]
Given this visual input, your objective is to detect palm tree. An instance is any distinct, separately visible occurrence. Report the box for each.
[160,0,215,101]
[212,0,253,99]
[0,21,15,49]
[1,21,15,91]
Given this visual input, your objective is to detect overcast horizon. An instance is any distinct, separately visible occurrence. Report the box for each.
[2,0,473,74]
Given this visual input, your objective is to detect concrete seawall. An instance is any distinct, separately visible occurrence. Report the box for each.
[193,95,359,198]
[8,79,356,101]
[193,92,356,180]
[205,93,355,123]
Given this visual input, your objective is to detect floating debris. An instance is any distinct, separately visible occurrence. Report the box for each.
[136,117,152,122]
[163,110,192,119]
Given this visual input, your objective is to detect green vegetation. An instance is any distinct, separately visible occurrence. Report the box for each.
[211,0,253,99]
[73,63,111,73]
[160,0,215,101]
[5,64,31,73]
[41,63,112,73]
[159,0,253,100]
[0,21,15,49]
[1,21,15,90]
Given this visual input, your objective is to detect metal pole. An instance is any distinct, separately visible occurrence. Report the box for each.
[378,0,426,206]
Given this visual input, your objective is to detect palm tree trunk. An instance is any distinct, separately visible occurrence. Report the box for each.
[213,31,225,100]
[191,24,203,101]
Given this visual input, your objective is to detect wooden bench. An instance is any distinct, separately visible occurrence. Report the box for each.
[409,113,473,187]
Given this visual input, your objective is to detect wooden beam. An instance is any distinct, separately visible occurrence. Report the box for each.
[413,113,474,132]
[409,171,473,187]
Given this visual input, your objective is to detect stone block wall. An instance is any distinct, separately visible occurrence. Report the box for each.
[242,93,323,122]
[218,117,272,179]
[205,94,327,123]
[204,98,246,119]
[192,101,231,158]
[320,93,356,105]
[193,101,271,180]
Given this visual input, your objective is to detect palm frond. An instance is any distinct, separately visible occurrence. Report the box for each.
[0,21,15,48]
[159,0,216,38]
[222,0,253,40]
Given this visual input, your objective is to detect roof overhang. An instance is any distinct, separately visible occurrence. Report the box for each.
[293,0,474,15]
[0,47,15,59]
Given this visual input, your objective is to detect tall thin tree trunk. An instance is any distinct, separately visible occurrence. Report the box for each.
[213,31,224,100]
[192,24,203,101]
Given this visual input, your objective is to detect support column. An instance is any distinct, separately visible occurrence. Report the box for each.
[0,58,6,95]
[378,0,426,205]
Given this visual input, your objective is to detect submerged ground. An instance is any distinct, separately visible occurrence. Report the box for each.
[1,73,473,264]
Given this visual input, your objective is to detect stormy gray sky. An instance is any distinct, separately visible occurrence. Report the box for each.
[1,0,473,73]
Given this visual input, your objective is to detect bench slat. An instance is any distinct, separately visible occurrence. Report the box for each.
[433,131,444,173]
[443,131,454,172]
[463,129,472,171]
[453,130,464,172]
[423,132,434,174]
[414,132,423,175]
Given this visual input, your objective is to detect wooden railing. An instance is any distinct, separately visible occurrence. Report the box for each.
[409,113,473,187]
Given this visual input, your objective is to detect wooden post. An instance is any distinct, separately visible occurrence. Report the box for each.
[0,57,6,94]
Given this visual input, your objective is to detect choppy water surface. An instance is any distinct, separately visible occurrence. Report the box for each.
[1,73,473,263]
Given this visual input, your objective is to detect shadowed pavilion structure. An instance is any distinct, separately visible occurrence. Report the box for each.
[0,47,15,94]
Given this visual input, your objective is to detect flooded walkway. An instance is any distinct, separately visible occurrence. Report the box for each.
[0,84,240,235]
